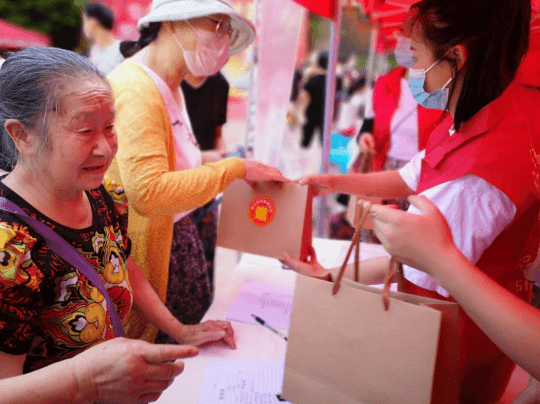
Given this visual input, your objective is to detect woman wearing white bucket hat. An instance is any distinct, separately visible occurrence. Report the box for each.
[106,0,289,345]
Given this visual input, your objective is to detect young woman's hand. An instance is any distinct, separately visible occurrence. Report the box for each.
[72,338,198,404]
[359,133,376,155]
[242,160,290,185]
[177,320,236,350]
[369,195,457,276]
[280,247,331,280]
[296,175,336,197]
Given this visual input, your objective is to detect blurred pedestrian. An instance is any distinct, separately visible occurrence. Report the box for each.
[82,2,124,75]
[298,51,342,149]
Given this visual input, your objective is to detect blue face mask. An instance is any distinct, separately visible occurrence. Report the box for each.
[394,37,415,68]
[408,58,452,110]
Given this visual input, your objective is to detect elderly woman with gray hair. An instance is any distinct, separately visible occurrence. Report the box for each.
[0,47,239,404]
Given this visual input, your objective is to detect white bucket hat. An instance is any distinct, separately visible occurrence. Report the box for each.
[137,0,256,55]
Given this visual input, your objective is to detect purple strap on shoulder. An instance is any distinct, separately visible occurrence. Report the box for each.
[0,197,126,338]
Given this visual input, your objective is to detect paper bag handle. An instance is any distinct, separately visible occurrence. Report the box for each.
[332,200,405,311]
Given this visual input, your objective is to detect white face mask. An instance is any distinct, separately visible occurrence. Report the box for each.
[172,21,230,77]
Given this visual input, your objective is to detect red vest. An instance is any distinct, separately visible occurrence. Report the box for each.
[414,83,540,400]
[371,67,445,171]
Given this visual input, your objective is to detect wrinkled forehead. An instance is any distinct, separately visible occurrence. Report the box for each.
[52,79,115,122]
[61,79,113,108]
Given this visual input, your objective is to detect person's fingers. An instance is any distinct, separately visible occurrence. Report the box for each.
[369,204,404,225]
[138,392,164,404]
[191,330,227,346]
[144,361,185,382]
[407,195,437,215]
[208,320,232,329]
[281,252,302,269]
[272,174,291,183]
[209,321,236,349]
[223,332,237,349]
[297,176,314,186]
[142,344,199,364]
[281,255,311,275]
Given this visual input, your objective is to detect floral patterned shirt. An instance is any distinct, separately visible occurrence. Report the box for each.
[0,176,133,373]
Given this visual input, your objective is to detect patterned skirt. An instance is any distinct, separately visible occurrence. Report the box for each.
[155,211,211,344]
[193,200,219,296]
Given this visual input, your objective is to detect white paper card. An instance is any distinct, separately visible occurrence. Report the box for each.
[198,359,291,404]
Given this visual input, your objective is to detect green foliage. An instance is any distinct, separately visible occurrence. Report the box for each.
[0,0,87,50]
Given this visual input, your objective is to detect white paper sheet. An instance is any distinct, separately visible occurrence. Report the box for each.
[198,359,291,404]
[226,280,294,330]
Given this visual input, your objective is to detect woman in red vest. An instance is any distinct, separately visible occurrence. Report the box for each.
[284,0,538,402]
[333,8,444,242]
[357,32,442,176]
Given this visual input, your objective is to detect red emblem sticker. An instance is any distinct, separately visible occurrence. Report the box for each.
[248,196,276,227]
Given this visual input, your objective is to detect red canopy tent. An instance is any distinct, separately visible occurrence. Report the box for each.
[0,19,51,49]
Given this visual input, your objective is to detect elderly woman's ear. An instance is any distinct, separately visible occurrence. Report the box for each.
[4,119,38,157]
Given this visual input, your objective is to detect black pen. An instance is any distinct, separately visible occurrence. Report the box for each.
[251,314,288,341]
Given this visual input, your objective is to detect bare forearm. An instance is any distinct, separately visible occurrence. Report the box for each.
[128,258,183,342]
[0,361,88,404]
[214,127,226,151]
[328,171,414,199]
[328,257,393,285]
[433,249,540,379]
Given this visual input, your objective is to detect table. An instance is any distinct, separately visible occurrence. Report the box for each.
[157,239,389,404]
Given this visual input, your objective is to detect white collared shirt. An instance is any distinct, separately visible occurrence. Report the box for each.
[398,148,516,297]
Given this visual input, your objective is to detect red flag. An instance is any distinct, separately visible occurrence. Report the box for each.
[293,0,337,19]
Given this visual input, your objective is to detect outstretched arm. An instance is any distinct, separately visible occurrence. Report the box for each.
[127,257,236,349]
[370,196,540,380]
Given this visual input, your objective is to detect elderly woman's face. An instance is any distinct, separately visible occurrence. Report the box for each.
[43,79,117,193]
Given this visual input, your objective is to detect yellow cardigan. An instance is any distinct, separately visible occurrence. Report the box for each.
[106,60,245,342]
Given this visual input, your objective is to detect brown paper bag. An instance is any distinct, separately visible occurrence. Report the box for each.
[282,275,460,404]
[217,179,314,261]
[346,195,383,230]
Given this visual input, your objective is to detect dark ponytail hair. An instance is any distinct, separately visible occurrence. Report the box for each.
[120,22,162,58]
[413,0,530,130]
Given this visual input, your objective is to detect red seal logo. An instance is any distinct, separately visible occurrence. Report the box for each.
[248,196,276,227]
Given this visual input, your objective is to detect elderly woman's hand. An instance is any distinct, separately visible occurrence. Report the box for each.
[280,247,331,280]
[72,338,198,404]
[177,320,237,350]
[242,160,290,185]
[369,195,457,276]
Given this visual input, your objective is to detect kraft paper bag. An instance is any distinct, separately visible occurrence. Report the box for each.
[346,195,383,230]
[282,275,460,404]
[217,180,314,261]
